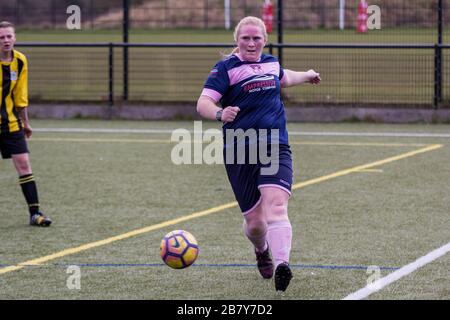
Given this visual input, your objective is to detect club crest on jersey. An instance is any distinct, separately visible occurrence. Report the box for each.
[250,64,263,74]
[209,68,219,78]
[10,71,17,81]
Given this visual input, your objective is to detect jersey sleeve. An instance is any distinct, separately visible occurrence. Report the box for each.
[13,55,29,108]
[200,61,230,103]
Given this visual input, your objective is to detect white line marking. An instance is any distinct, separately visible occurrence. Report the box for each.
[30,137,428,148]
[33,128,450,138]
[289,131,450,138]
[343,241,450,300]
[34,128,174,134]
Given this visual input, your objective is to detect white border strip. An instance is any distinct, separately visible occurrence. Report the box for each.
[33,128,450,138]
[343,241,450,300]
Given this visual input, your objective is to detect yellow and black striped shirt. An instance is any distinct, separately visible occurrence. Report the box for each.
[0,49,28,134]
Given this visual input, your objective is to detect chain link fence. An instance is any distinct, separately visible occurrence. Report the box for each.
[6,0,450,108]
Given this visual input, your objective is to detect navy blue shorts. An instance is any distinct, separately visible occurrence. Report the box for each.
[224,143,293,215]
[0,130,29,159]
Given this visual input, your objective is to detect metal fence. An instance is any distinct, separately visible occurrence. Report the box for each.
[7,0,450,108]
[16,42,449,108]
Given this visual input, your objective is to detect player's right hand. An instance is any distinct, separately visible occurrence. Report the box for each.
[222,106,240,123]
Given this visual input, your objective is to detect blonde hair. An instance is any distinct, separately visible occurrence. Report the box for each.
[0,21,15,30]
[226,16,268,57]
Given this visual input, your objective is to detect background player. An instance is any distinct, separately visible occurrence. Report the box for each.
[0,21,51,226]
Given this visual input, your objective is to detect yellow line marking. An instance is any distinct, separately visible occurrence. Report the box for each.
[0,202,237,275]
[289,141,429,147]
[354,169,384,173]
[291,144,442,190]
[32,137,430,147]
[0,144,442,275]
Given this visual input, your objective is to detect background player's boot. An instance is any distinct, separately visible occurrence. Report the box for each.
[255,246,274,279]
[274,262,292,291]
[30,212,52,227]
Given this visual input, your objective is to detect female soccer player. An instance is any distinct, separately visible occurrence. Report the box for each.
[0,21,51,226]
[197,16,320,291]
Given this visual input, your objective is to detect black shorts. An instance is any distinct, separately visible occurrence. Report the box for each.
[0,130,29,159]
[224,143,293,215]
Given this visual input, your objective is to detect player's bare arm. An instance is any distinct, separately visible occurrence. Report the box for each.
[281,69,321,87]
[197,95,240,123]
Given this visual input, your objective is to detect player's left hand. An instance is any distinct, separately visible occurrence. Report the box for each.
[307,69,321,84]
[23,124,32,138]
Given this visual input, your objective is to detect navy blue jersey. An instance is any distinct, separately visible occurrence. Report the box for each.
[201,54,288,146]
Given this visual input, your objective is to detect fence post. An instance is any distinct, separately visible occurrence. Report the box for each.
[123,0,129,101]
[277,0,283,66]
[434,45,441,109]
[434,0,443,109]
[109,43,114,108]
[268,43,273,56]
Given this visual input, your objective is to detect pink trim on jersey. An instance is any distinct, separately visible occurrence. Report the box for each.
[201,88,223,103]
[228,62,280,86]
[242,196,262,216]
[258,184,292,197]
